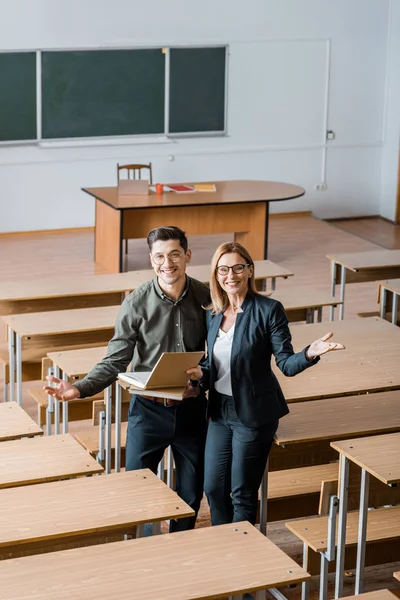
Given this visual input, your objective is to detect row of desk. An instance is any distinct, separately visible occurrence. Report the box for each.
[0,406,313,600]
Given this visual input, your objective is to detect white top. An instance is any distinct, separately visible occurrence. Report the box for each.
[213,325,235,396]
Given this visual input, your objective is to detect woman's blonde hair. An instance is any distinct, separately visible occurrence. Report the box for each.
[206,242,259,314]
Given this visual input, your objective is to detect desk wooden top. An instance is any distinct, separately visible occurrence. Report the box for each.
[274,317,400,401]
[0,434,103,489]
[0,272,142,304]
[0,403,43,442]
[275,390,400,446]
[337,593,397,600]
[268,286,342,310]
[394,571,400,581]
[331,433,400,485]
[0,261,292,308]
[0,470,193,550]
[2,305,119,337]
[377,278,400,295]
[0,521,310,600]
[83,180,305,210]
[47,346,107,376]
[326,250,400,271]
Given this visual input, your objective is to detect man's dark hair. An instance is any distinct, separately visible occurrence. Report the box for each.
[147,226,188,252]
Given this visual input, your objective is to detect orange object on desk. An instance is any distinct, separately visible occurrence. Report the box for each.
[155,183,164,195]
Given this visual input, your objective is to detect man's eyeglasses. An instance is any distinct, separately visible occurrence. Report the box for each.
[216,263,251,276]
[151,250,184,265]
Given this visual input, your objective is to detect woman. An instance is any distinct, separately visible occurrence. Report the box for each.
[187,242,345,526]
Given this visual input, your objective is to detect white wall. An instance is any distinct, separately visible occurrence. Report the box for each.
[0,0,390,232]
[380,0,400,221]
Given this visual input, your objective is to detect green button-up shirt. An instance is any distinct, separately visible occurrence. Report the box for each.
[74,276,209,398]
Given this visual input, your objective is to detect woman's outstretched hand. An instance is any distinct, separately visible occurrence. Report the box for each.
[307,332,345,360]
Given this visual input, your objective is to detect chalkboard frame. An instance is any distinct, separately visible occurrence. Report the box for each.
[0,45,228,145]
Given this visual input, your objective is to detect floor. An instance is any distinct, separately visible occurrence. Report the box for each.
[1,215,400,599]
[328,216,400,250]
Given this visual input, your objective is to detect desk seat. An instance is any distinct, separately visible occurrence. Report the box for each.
[28,387,104,428]
[286,504,400,576]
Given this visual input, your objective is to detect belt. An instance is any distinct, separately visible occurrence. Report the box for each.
[146,396,181,407]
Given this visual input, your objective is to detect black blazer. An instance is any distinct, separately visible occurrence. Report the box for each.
[201,292,319,428]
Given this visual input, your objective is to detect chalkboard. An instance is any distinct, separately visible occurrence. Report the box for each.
[169,47,226,134]
[41,49,165,139]
[0,52,36,141]
[0,46,227,142]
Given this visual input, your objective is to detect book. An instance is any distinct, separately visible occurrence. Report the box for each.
[193,184,216,192]
[129,387,186,400]
[118,351,204,390]
[165,184,196,193]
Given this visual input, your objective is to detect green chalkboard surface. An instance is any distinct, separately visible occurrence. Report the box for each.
[0,52,36,141]
[41,49,165,139]
[169,47,226,134]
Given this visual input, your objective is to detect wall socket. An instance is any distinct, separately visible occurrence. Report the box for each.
[315,183,327,191]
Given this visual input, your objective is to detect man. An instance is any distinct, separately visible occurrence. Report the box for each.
[44,226,209,531]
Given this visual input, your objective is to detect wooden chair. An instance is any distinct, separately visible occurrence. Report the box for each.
[117,163,153,261]
[116,163,153,184]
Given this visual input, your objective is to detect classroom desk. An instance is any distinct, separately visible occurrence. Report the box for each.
[268,286,342,322]
[376,278,400,325]
[0,402,43,442]
[331,433,400,597]
[0,433,103,489]
[2,305,119,405]
[83,180,305,272]
[327,249,400,320]
[0,260,293,318]
[0,272,140,316]
[274,317,400,402]
[394,572,400,582]
[274,390,400,447]
[259,390,400,537]
[0,521,310,600]
[0,469,193,559]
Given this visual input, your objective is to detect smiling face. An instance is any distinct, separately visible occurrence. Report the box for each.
[215,251,253,299]
[150,238,191,287]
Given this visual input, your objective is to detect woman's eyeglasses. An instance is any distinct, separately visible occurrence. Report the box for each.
[216,263,250,276]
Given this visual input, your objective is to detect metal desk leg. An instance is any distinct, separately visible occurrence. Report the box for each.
[380,287,387,319]
[392,293,399,326]
[259,457,269,536]
[46,366,55,436]
[271,277,276,292]
[301,542,309,600]
[97,410,106,463]
[157,454,165,482]
[355,469,370,595]
[62,372,69,434]
[329,261,337,321]
[16,334,22,406]
[334,454,350,599]
[105,386,112,474]
[167,446,174,488]
[317,306,323,322]
[2,362,8,402]
[338,265,346,321]
[114,383,122,473]
[53,365,60,435]
[7,327,15,403]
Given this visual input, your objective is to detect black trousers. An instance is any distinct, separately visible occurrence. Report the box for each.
[204,393,278,526]
[125,394,207,532]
